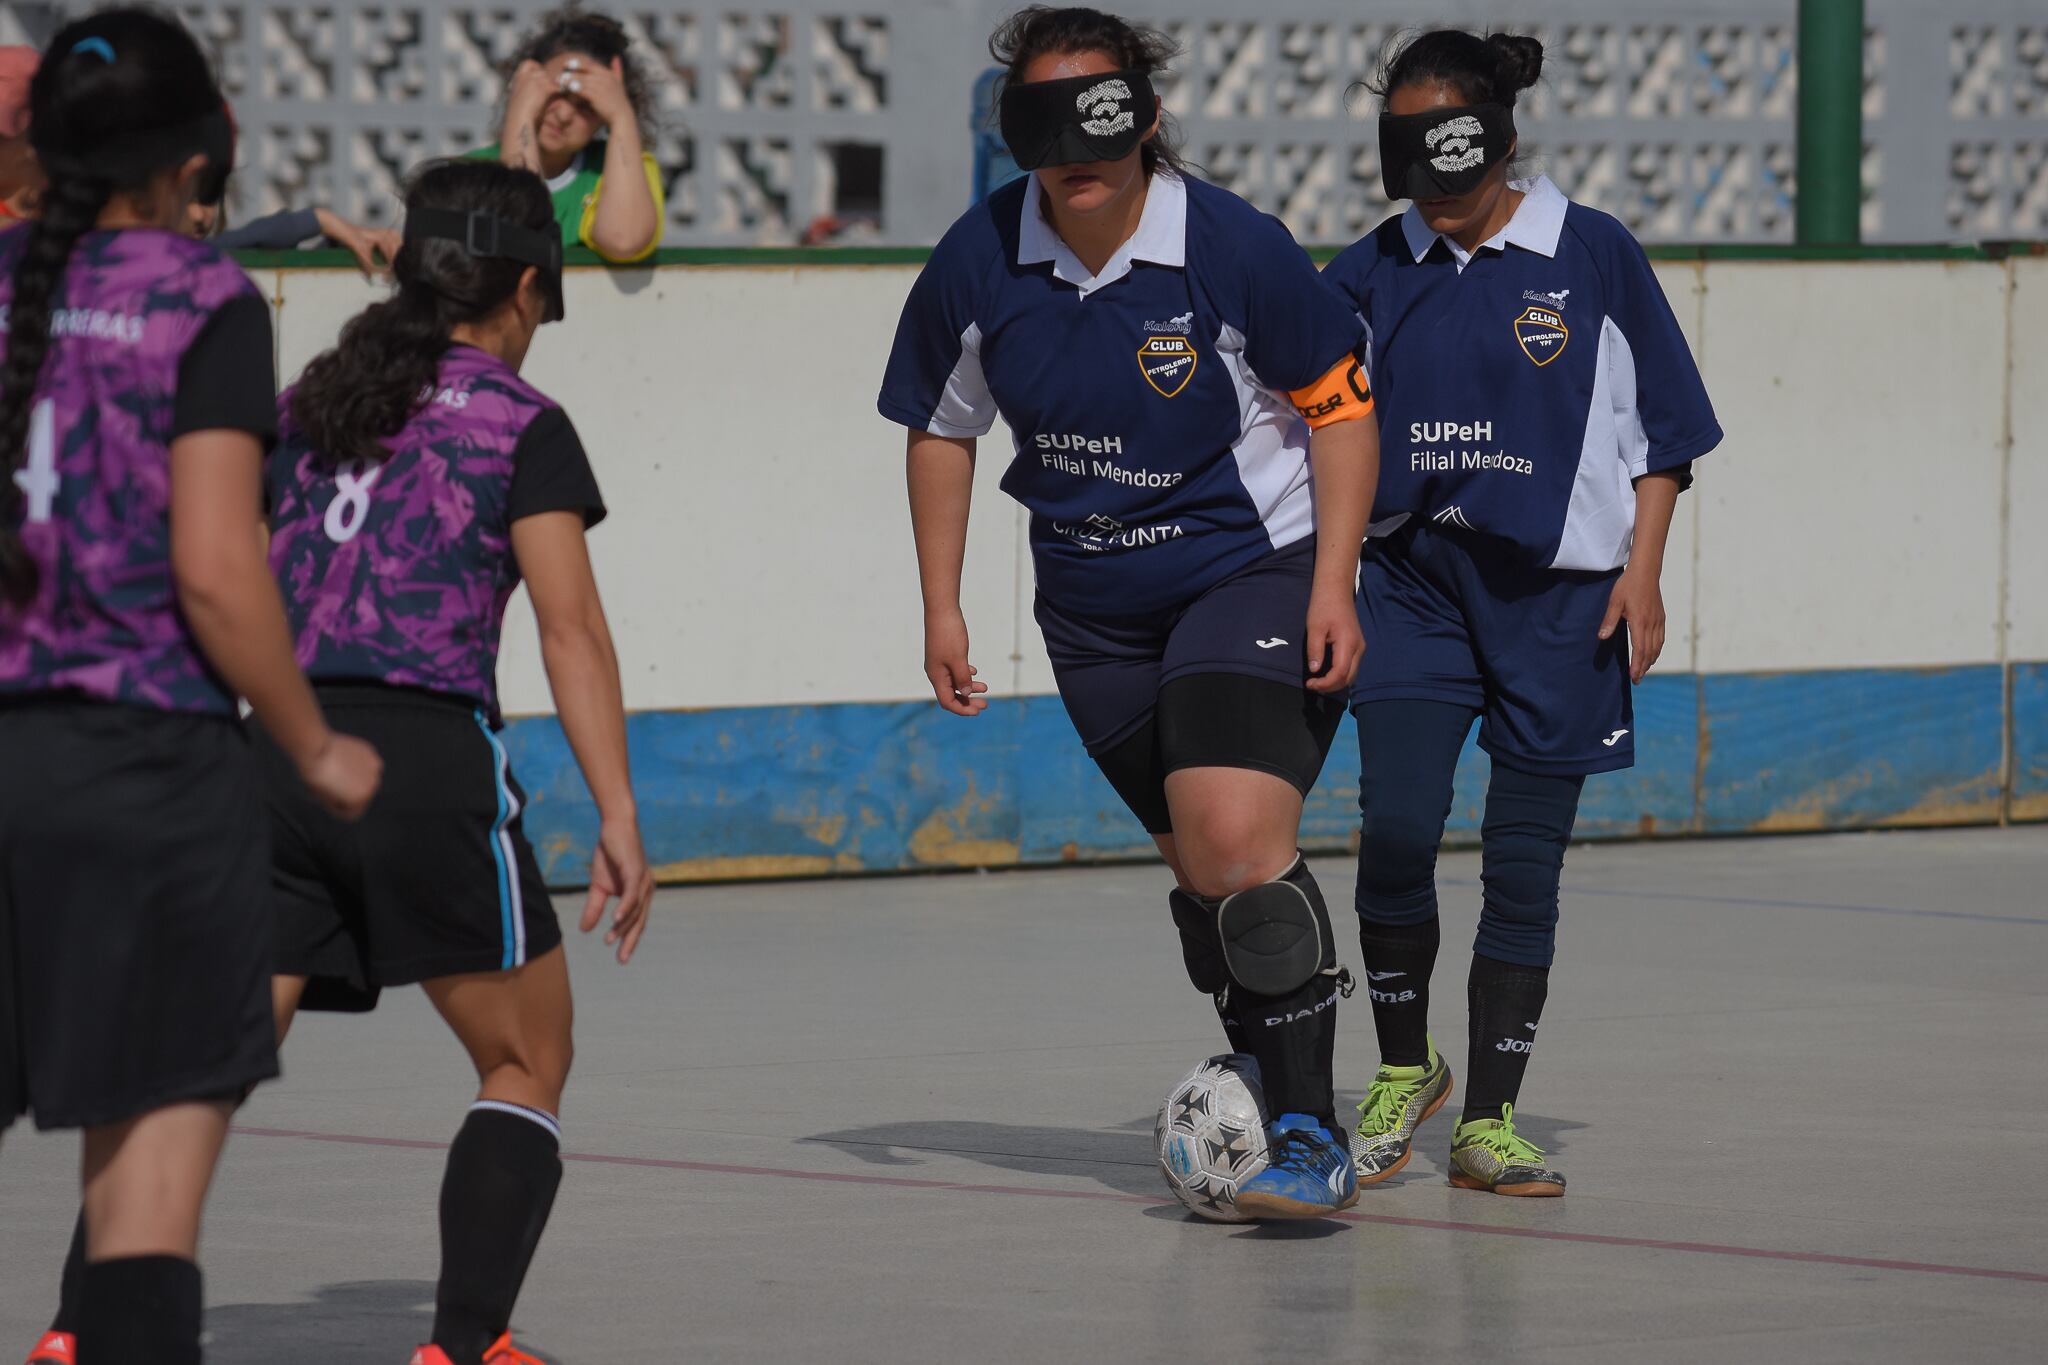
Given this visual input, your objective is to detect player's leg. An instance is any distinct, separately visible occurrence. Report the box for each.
[1446,759,1579,1197]
[41,717,335,1363]
[1153,540,1356,1217]
[1163,756,1355,1219]
[418,949,575,1365]
[74,1101,232,1365]
[1350,698,1471,1183]
[3,705,277,1365]
[1035,594,1272,1056]
[40,978,309,1363]
[1448,543,1630,1196]
[1346,524,1488,1184]
[322,693,568,1365]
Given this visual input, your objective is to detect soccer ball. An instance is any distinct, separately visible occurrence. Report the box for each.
[1155,1053,1271,1222]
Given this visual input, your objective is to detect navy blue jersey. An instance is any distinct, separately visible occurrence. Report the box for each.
[879,172,1366,617]
[1323,177,1720,571]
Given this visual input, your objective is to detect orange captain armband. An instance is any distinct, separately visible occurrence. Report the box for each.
[1288,355,1374,430]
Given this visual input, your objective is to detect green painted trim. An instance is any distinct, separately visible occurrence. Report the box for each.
[633,245,937,266]
[1638,242,2031,262]
[236,240,2047,273]
[231,244,937,271]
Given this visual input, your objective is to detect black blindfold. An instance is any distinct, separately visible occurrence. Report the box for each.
[405,207,566,325]
[1378,104,1516,200]
[999,69,1156,170]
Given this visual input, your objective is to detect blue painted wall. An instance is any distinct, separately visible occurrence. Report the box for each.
[501,663,2039,885]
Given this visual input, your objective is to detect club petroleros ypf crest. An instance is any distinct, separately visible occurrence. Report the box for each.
[1513,305,1569,366]
[1138,335,1197,397]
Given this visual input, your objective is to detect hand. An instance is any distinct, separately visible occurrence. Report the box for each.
[505,59,555,132]
[1304,584,1365,693]
[558,56,634,132]
[296,732,383,820]
[314,207,399,278]
[1600,562,1666,683]
[924,607,989,716]
[579,811,655,964]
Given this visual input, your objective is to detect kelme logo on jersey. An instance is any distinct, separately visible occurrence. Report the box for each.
[1138,336,1197,397]
[1513,305,1569,366]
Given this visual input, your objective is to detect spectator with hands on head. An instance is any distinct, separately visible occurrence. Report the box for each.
[482,4,663,264]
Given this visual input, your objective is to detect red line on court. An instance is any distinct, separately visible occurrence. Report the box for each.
[232,1125,2048,1286]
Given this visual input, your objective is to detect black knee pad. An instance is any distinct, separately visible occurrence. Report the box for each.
[1168,887,1230,995]
[1216,856,1337,996]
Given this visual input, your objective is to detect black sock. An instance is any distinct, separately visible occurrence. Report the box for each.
[1462,953,1549,1124]
[77,1255,201,1365]
[1234,974,1343,1133]
[50,1208,86,1335]
[1228,863,1343,1133]
[432,1103,564,1365]
[1357,916,1439,1068]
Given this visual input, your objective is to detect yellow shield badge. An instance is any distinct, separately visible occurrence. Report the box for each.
[1138,336,1198,397]
[1513,306,1569,366]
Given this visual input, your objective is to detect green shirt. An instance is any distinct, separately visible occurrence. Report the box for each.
[466,140,664,262]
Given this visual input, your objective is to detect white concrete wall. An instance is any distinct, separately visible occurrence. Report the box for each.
[247,255,2047,717]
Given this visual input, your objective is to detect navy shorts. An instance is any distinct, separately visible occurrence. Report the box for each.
[1352,520,1633,776]
[1036,537,1345,832]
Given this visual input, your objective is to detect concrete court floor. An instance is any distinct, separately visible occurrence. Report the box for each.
[3,827,2045,1364]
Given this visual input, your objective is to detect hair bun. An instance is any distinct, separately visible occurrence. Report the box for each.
[1486,32,1544,94]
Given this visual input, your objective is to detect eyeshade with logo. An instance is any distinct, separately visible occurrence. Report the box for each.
[1378,104,1516,200]
[999,69,1156,170]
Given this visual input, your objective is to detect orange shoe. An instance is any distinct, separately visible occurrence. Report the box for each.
[408,1335,543,1365]
[25,1332,75,1365]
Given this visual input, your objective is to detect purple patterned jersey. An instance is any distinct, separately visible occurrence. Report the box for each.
[0,229,272,714]
[266,346,582,717]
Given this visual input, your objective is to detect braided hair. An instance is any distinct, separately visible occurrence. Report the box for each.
[0,8,227,606]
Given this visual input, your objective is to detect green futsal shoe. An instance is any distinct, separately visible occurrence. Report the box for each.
[1351,1038,1453,1185]
[1448,1103,1566,1197]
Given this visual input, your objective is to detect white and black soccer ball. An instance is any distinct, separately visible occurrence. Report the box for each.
[1155,1053,1271,1222]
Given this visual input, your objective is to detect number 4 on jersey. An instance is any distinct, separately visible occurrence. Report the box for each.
[11,398,58,522]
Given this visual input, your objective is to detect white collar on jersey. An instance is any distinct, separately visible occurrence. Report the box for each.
[1017,168,1187,297]
[544,145,591,194]
[1402,174,1568,269]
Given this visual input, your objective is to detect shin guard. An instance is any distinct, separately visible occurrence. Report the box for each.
[1209,857,1351,1128]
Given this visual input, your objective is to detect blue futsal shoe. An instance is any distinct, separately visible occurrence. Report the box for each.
[1232,1113,1360,1219]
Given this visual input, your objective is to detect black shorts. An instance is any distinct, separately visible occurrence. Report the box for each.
[0,700,279,1132]
[260,686,560,1012]
[1034,538,1346,834]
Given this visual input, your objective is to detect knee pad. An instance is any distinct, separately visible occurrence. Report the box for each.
[1168,887,1230,996]
[1215,856,1338,997]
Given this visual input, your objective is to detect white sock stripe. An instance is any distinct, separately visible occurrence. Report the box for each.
[470,1099,562,1142]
